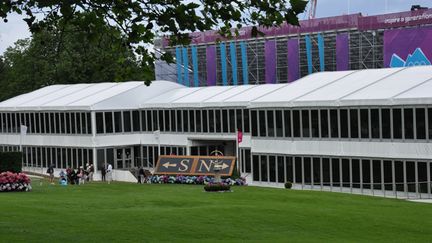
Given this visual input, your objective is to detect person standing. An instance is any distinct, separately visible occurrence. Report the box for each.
[87,163,94,182]
[100,166,106,182]
[138,167,145,184]
[46,164,55,184]
[106,163,113,184]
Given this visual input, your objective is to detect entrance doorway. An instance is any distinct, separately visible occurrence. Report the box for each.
[115,147,133,169]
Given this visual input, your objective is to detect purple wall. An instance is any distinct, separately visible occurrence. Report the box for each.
[206,46,217,86]
[384,26,432,67]
[264,40,276,84]
[287,39,299,82]
[336,34,349,71]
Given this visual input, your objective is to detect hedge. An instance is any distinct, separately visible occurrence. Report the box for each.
[0,152,22,173]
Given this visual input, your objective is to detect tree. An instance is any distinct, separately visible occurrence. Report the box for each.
[0,0,308,79]
[0,13,149,101]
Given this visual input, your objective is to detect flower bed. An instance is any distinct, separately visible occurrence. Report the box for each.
[0,171,32,192]
[149,175,247,186]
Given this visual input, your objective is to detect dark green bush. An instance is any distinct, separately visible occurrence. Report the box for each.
[204,183,231,192]
[0,152,22,173]
[284,181,292,189]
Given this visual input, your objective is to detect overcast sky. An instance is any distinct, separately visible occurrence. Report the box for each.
[0,0,431,55]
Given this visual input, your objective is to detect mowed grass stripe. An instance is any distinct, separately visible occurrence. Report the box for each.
[0,181,431,242]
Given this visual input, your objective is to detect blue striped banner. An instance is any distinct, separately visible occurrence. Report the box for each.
[229,42,238,85]
[191,45,199,87]
[175,47,182,84]
[240,42,248,85]
[305,35,313,74]
[220,43,228,86]
[182,47,189,86]
[318,33,325,71]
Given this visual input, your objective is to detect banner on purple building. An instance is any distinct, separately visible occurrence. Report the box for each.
[206,46,217,86]
[264,40,277,84]
[384,27,432,68]
[336,34,349,71]
[287,39,299,82]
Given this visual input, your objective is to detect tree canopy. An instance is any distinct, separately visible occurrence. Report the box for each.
[0,13,150,101]
[0,0,308,70]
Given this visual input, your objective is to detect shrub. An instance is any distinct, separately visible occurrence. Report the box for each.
[0,152,22,173]
[204,182,231,192]
[284,181,293,189]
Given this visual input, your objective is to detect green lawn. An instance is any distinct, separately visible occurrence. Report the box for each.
[0,180,431,243]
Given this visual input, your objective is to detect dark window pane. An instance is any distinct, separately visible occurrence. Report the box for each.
[269,156,276,182]
[340,109,349,138]
[295,157,302,183]
[190,110,195,133]
[429,108,432,139]
[147,110,153,131]
[382,109,391,139]
[360,109,369,139]
[209,110,214,133]
[70,113,76,134]
[243,109,250,133]
[229,109,235,133]
[105,112,113,133]
[330,109,338,138]
[302,110,310,137]
[183,110,188,132]
[114,111,122,133]
[253,155,260,181]
[275,110,283,137]
[350,109,359,138]
[267,110,275,137]
[311,110,319,138]
[371,109,380,139]
[236,109,243,132]
[293,110,300,137]
[152,110,158,131]
[133,110,141,132]
[277,156,284,182]
[284,110,291,137]
[170,110,176,132]
[320,110,329,138]
[159,110,164,131]
[202,110,208,133]
[416,108,426,139]
[260,155,268,182]
[259,110,266,137]
[393,109,402,139]
[404,108,414,139]
[65,113,70,134]
[215,110,221,133]
[96,112,104,134]
[222,110,228,133]
[86,113,91,134]
[251,110,258,136]
[141,111,147,131]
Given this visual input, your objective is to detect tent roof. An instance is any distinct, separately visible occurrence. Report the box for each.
[1,66,432,111]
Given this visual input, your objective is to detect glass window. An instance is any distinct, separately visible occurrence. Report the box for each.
[215,109,221,133]
[340,109,348,138]
[292,110,300,137]
[275,110,283,137]
[301,110,310,137]
[260,155,268,182]
[350,109,358,138]
[152,110,158,131]
[183,110,188,132]
[404,108,414,139]
[286,157,293,183]
[243,109,250,133]
[277,156,285,183]
[133,110,141,132]
[294,157,302,184]
[86,113,91,134]
[393,109,402,139]
[360,109,369,139]
[311,110,319,138]
[209,110,215,133]
[202,110,208,133]
[196,110,202,133]
[322,158,330,186]
[170,110,176,132]
[105,112,113,133]
[59,113,64,134]
[50,113,55,134]
[251,110,258,136]
[76,113,81,134]
[114,111,122,133]
[65,113,70,134]
[222,110,228,133]
[44,113,50,133]
[429,108,432,139]
[189,110,195,133]
[269,156,276,182]
[330,109,338,138]
[284,110,291,137]
[229,109,235,133]
[123,111,132,132]
[35,113,41,133]
[141,110,147,132]
[259,110,266,137]
[147,110,153,131]
[267,110,275,137]
[382,109,391,139]
[236,109,243,132]
[253,155,260,181]
[96,112,104,134]
[371,109,380,139]
[416,108,426,139]
[320,110,329,138]
[332,158,340,187]
[31,113,36,133]
[158,110,164,131]
[70,113,76,134]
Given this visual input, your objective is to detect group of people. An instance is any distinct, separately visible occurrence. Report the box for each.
[55,163,94,185]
